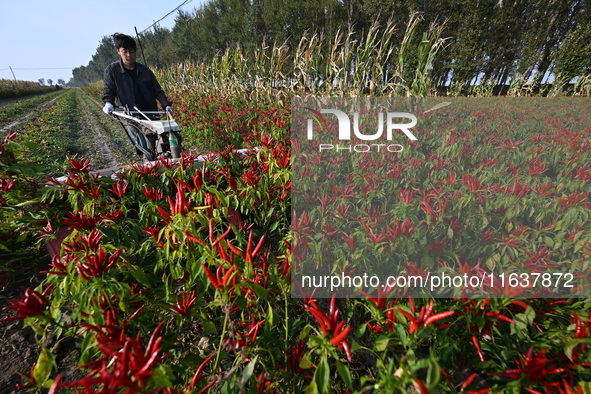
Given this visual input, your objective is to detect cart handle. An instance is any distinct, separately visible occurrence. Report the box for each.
[112,106,175,121]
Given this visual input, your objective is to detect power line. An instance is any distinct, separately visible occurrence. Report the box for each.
[0,67,75,71]
[139,0,193,35]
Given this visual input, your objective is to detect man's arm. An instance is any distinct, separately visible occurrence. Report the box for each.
[102,64,117,105]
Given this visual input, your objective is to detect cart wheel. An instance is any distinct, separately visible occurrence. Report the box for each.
[136,133,154,161]
[126,124,153,161]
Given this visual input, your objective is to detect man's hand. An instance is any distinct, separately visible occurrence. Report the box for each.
[103,103,114,115]
[165,106,174,116]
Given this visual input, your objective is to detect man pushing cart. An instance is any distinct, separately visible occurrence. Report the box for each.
[102,32,182,161]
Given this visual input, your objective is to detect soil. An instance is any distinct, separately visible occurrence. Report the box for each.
[0,251,84,392]
[74,93,132,169]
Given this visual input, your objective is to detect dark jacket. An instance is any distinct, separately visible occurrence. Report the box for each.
[102,60,171,111]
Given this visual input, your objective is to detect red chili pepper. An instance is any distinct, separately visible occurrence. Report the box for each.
[184,230,204,244]
[221,265,237,287]
[472,335,485,362]
[208,218,215,243]
[510,300,529,310]
[176,178,193,192]
[167,195,176,215]
[328,295,337,325]
[108,180,129,198]
[397,307,419,333]
[48,373,62,394]
[423,299,434,322]
[415,378,429,394]
[305,305,330,335]
[212,225,232,246]
[574,312,582,337]
[485,311,515,324]
[386,307,396,332]
[0,287,49,322]
[216,243,231,263]
[226,239,245,258]
[304,295,352,361]
[202,264,221,290]
[129,304,146,320]
[193,170,203,190]
[424,310,455,326]
[170,290,197,316]
[188,354,215,390]
[329,323,350,346]
[156,206,172,224]
[461,372,478,391]
[141,185,163,201]
[245,230,265,263]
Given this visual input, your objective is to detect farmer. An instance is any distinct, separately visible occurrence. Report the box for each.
[102,33,173,117]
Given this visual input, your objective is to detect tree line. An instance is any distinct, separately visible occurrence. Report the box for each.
[70,0,590,93]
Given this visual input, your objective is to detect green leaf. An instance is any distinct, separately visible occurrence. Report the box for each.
[577,382,591,393]
[119,288,130,312]
[426,354,441,390]
[313,355,330,393]
[266,207,275,219]
[202,320,218,334]
[0,242,11,252]
[564,338,591,361]
[373,335,389,352]
[299,324,312,340]
[304,381,319,394]
[241,355,258,387]
[485,253,501,271]
[395,324,408,347]
[299,350,314,370]
[511,306,535,335]
[423,101,451,113]
[33,348,55,386]
[266,302,276,330]
[336,360,353,389]
[269,221,280,232]
[544,236,554,248]
[240,282,269,301]
[152,364,175,387]
[126,264,156,288]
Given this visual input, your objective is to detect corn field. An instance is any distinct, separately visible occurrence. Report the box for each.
[0,79,56,100]
[156,16,590,101]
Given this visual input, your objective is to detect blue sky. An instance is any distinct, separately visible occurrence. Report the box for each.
[1,0,205,85]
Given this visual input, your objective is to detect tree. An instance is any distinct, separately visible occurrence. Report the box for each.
[47,79,53,86]
[38,78,45,86]
[71,0,589,91]
[138,25,173,68]
[70,35,116,86]
[547,0,590,85]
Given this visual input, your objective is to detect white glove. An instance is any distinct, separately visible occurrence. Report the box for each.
[165,106,173,116]
[103,103,114,115]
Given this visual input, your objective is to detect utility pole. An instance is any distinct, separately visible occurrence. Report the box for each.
[9,66,17,83]
[134,27,148,67]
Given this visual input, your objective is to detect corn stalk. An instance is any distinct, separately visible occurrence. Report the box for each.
[156,15,449,100]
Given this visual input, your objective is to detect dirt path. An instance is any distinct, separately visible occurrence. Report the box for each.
[0,253,84,392]
[74,92,128,169]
